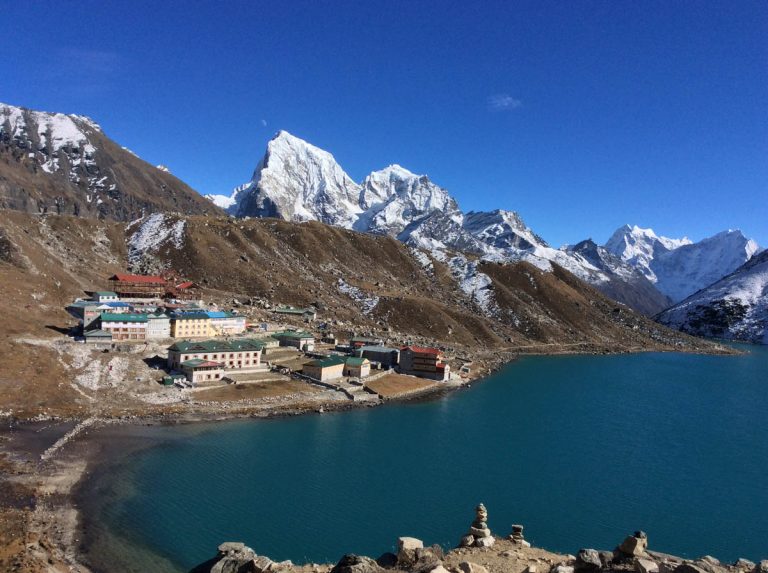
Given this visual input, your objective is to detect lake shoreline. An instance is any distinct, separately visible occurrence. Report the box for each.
[1,343,756,572]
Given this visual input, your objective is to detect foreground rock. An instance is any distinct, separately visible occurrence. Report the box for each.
[195,518,766,573]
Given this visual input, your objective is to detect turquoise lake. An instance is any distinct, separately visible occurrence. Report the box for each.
[79,347,768,572]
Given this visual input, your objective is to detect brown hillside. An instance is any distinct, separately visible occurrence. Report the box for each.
[0,211,723,418]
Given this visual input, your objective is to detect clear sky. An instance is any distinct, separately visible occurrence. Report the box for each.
[3,1,766,247]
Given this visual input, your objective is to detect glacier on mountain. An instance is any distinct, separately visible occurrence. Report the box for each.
[657,250,768,344]
[605,224,759,302]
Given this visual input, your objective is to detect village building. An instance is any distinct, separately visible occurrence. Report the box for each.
[344,357,371,378]
[170,311,211,338]
[321,333,338,345]
[273,330,315,351]
[399,346,450,381]
[173,281,202,301]
[67,301,110,328]
[273,305,317,321]
[108,273,168,300]
[179,358,225,384]
[84,328,113,345]
[303,355,346,381]
[92,291,119,303]
[206,311,247,336]
[350,336,384,349]
[146,313,171,339]
[99,313,148,341]
[167,339,264,372]
[356,345,400,369]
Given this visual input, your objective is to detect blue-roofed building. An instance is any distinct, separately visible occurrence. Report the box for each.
[207,310,246,336]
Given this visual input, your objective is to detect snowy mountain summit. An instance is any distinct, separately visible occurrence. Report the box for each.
[208,131,758,317]
[605,224,759,303]
[657,249,768,344]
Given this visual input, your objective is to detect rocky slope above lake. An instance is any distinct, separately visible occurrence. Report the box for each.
[0,102,221,221]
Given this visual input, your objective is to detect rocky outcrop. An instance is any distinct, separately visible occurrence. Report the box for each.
[196,520,765,573]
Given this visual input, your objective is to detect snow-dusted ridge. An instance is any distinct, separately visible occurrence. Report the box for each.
[207,131,760,316]
[606,224,759,303]
[657,250,768,344]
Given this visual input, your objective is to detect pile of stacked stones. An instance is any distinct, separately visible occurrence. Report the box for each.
[459,503,495,548]
[508,524,530,548]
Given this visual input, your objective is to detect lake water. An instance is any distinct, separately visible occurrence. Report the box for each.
[78,347,768,572]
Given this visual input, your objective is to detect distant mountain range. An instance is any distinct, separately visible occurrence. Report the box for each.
[0,102,762,340]
[0,102,219,221]
[209,130,760,317]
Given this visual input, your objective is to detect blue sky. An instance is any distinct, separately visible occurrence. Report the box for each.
[3,1,766,247]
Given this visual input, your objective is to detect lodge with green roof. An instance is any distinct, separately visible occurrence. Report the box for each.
[302,355,371,381]
[272,330,315,351]
[99,313,148,341]
[167,338,265,372]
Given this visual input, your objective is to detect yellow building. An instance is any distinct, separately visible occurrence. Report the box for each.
[170,312,211,338]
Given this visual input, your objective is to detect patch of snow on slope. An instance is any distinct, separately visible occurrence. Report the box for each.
[447,255,499,317]
[409,247,434,273]
[127,213,186,265]
[337,278,379,315]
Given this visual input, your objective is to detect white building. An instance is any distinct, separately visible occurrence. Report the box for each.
[146,313,171,339]
[207,311,247,336]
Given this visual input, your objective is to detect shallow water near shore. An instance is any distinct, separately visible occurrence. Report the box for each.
[78,347,768,572]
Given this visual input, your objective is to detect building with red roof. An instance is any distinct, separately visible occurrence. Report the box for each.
[400,345,450,381]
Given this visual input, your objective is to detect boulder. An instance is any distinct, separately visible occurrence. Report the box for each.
[598,552,614,567]
[428,566,451,573]
[475,536,495,548]
[410,546,445,573]
[459,535,475,548]
[210,542,258,573]
[459,562,490,573]
[251,555,275,573]
[575,549,602,571]
[331,554,384,573]
[397,537,425,565]
[525,566,539,573]
[753,562,768,573]
[552,566,575,573]
[673,564,708,573]
[635,558,660,573]
[733,560,755,571]
[618,534,648,557]
[376,552,398,569]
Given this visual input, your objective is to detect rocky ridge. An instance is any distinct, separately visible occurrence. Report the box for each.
[208,132,674,315]
[656,249,768,344]
[0,102,220,221]
[605,225,759,303]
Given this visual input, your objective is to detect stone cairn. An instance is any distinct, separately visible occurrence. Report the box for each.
[509,524,530,547]
[459,503,495,548]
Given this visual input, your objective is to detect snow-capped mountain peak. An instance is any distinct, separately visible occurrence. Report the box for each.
[463,209,548,252]
[605,224,759,303]
[229,130,363,227]
[657,249,768,344]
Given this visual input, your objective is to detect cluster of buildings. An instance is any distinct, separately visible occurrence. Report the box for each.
[66,273,453,388]
[67,274,245,344]
[301,344,450,383]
